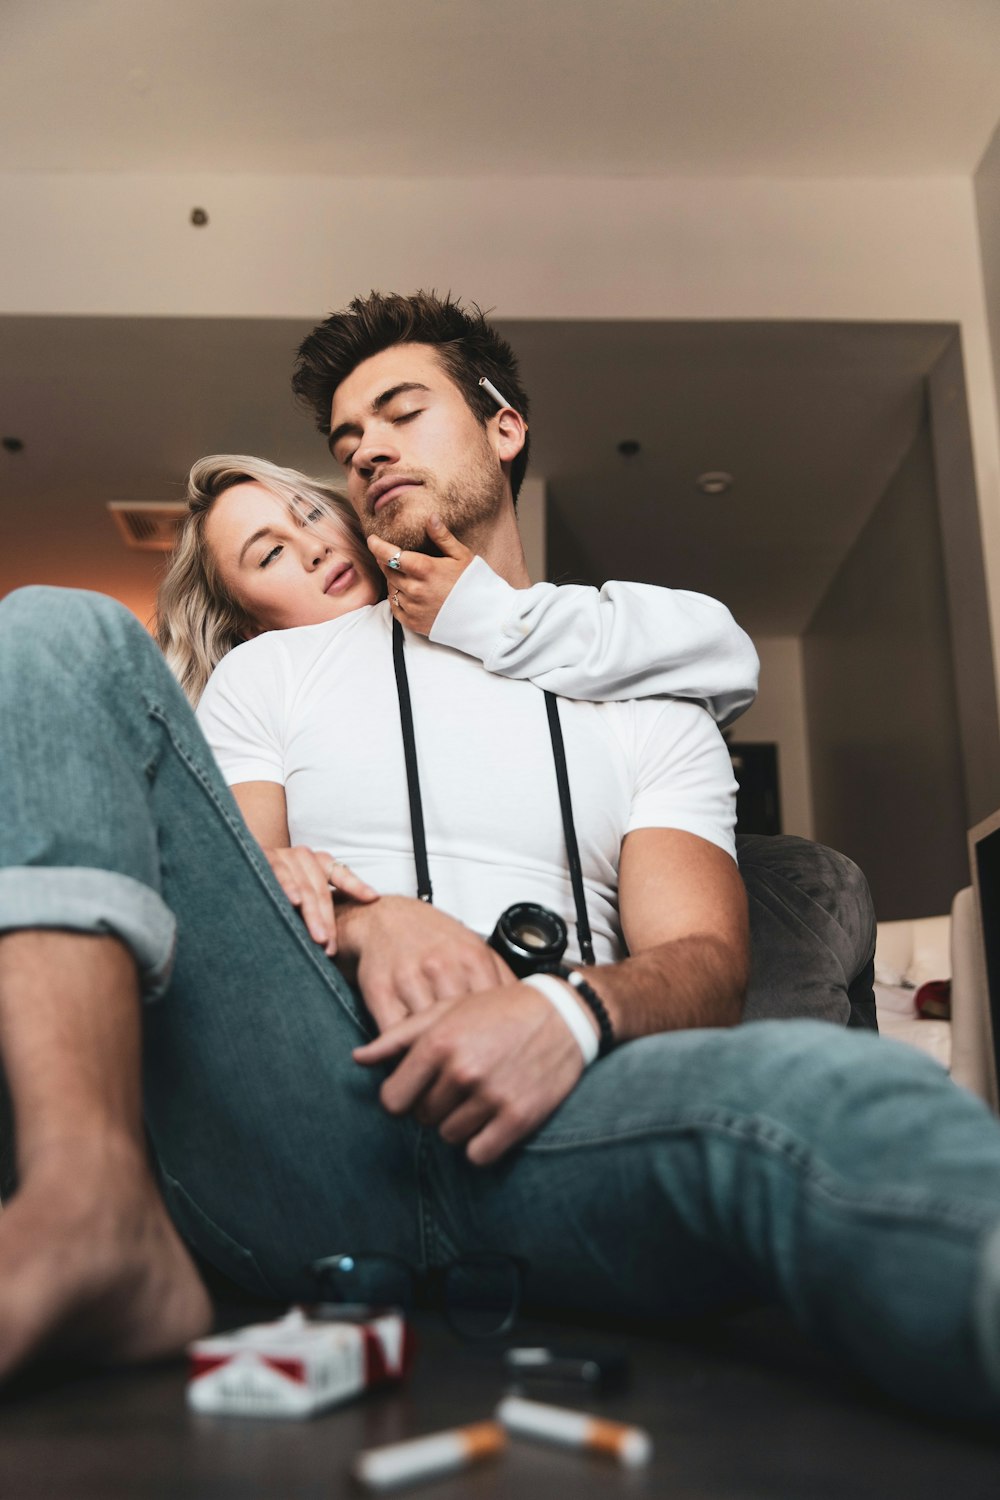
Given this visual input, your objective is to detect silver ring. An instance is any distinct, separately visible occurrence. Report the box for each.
[387,551,403,571]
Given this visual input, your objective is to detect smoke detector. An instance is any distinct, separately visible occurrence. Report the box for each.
[696,471,734,496]
[107,501,187,552]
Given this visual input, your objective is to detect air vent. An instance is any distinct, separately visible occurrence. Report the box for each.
[107,501,187,552]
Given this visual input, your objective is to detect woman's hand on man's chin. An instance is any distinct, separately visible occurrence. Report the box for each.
[367,514,474,636]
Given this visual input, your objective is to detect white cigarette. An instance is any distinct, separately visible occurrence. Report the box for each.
[353,1420,506,1491]
[478,375,513,410]
[496,1394,652,1468]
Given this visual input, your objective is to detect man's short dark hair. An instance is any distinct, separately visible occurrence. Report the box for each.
[292,291,531,500]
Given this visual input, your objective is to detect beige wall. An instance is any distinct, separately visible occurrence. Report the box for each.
[731,638,813,840]
[517,479,546,585]
[975,120,1000,530]
[803,422,968,920]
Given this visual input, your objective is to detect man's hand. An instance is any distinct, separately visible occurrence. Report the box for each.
[368,514,474,636]
[353,984,588,1165]
[335,895,517,1033]
[264,846,377,956]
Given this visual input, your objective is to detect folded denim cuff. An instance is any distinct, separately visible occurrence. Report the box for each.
[0,868,177,1002]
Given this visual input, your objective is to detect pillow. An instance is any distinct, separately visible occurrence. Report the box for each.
[906,916,951,989]
[875,915,951,989]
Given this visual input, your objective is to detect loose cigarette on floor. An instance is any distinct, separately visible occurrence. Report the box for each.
[496,1394,653,1467]
[352,1420,507,1491]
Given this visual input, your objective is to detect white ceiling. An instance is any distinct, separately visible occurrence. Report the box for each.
[4,0,1000,177]
[0,1,995,632]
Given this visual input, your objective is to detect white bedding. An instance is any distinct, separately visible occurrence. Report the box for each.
[875,981,951,1070]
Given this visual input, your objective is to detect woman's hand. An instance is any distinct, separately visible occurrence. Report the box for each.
[263,846,378,957]
[368,514,474,636]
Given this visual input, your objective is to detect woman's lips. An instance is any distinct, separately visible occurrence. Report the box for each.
[324,563,357,595]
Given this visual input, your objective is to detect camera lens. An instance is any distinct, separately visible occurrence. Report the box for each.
[488,903,568,978]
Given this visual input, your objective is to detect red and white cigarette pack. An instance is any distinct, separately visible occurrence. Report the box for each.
[187,1308,414,1418]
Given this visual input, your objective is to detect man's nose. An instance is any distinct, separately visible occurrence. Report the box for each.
[354,429,399,476]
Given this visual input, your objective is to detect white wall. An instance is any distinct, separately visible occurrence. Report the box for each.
[730,637,813,840]
[4,171,1000,712]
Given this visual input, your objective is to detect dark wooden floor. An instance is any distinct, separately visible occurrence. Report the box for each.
[1,1303,999,1499]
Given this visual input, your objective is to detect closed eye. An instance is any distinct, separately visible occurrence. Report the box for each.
[335,407,422,466]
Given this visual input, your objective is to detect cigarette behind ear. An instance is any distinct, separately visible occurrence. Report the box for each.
[479,375,514,410]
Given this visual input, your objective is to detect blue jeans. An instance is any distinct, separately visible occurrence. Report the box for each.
[1,587,999,1419]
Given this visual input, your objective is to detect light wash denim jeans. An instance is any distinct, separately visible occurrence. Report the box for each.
[1,586,999,1419]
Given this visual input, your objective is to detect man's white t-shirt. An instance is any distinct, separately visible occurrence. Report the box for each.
[197,601,738,966]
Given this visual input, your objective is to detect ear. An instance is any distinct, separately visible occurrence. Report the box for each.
[493,406,527,468]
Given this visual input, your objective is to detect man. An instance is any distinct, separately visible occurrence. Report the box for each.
[292,291,877,1031]
[0,292,997,1420]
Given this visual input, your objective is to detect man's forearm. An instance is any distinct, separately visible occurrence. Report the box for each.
[354,929,748,1166]
[589,828,748,1043]
[579,932,747,1044]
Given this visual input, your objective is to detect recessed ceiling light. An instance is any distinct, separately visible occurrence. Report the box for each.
[696,471,733,495]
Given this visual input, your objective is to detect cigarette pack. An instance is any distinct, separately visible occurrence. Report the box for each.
[187,1307,414,1418]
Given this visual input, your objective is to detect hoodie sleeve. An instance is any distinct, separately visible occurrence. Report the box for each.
[429,555,759,728]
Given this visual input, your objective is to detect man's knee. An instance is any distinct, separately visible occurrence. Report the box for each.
[0,586,146,666]
[0,586,183,727]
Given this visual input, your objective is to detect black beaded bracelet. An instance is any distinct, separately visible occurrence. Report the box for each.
[546,964,616,1057]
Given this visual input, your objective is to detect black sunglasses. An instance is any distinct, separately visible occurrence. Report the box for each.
[305,1250,526,1341]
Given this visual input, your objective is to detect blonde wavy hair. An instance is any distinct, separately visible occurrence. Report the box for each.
[156,454,379,705]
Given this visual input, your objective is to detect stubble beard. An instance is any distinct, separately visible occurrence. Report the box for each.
[360,448,506,554]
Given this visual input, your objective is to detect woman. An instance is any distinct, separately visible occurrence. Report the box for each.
[157,454,383,706]
[157,453,758,958]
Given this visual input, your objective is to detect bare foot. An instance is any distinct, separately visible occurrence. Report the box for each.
[0,1136,213,1380]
